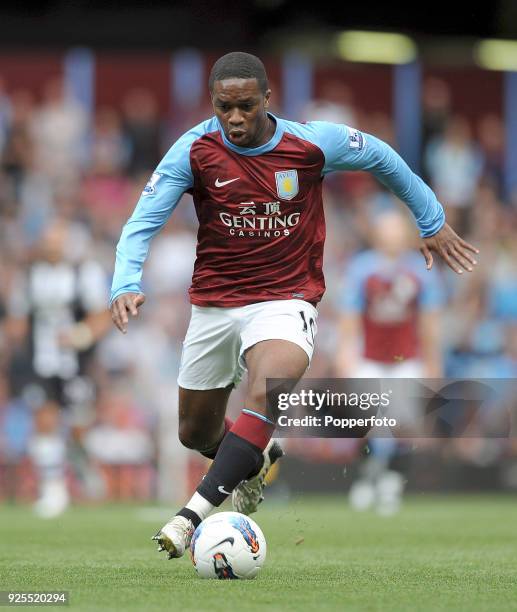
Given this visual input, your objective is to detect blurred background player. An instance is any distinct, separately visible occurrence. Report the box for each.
[335,207,445,514]
[6,219,110,517]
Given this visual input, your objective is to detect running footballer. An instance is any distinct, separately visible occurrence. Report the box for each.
[110,52,478,559]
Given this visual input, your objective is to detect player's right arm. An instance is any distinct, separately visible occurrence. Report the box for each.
[110,121,213,333]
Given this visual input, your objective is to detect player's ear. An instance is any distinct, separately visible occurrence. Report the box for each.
[264,89,272,108]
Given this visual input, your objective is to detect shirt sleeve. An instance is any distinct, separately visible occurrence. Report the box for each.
[314,121,446,238]
[109,130,196,304]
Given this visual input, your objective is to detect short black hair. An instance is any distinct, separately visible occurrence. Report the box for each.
[209,52,268,94]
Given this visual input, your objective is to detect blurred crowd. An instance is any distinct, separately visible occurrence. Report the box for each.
[0,68,517,508]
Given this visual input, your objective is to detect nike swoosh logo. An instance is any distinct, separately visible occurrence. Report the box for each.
[218,485,231,495]
[209,536,235,549]
[215,177,240,187]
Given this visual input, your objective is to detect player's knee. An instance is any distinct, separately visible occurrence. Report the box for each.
[244,384,267,413]
[178,421,214,451]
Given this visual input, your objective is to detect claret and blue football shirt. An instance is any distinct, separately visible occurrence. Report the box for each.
[111,114,445,307]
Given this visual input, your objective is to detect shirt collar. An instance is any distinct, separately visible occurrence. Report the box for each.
[218,112,283,156]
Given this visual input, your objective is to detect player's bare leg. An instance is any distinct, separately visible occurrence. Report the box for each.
[177,385,234,456]
[154,340,308,559]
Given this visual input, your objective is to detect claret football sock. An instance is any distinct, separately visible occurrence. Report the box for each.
[195,409,275,507]
[199,417,234,460]
[231,409,275,449]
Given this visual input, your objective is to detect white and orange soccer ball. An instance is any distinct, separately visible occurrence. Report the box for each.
[190,512,267,579]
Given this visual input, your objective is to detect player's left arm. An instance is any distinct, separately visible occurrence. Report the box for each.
[318,123,479,274]
[419,222,478,275]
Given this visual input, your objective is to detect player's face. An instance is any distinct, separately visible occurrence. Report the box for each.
[212,78,271,147]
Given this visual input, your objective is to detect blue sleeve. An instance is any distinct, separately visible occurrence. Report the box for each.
[299,121,446,238]
[110,121,212,304]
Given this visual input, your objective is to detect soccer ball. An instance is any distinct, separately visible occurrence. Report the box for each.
[190,511,267,579]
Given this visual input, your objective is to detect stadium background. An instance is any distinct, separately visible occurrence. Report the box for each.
[1,1,517,507]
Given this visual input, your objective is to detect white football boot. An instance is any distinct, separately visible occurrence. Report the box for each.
[232,439,284,515]
[152,515,195,559]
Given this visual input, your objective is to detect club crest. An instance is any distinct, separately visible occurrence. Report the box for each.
[275,169,299,200]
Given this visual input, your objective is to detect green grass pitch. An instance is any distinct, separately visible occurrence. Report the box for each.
[1,495,517,611]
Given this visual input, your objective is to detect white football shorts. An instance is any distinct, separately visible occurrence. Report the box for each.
[177,299,318,390]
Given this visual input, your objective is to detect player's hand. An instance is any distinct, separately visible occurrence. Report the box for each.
[110,292,146,334]
[420,223,479,274]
